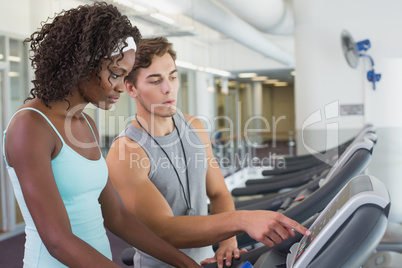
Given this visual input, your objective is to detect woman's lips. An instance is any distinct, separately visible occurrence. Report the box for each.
[109,98,119,103]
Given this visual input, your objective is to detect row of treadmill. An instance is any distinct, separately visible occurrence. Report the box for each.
[203,124,402,268]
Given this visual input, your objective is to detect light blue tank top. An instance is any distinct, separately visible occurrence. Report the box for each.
[2,107,112,267]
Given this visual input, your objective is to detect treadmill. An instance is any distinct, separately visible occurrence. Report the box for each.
[234,137,375,248]
[203,174,390,268]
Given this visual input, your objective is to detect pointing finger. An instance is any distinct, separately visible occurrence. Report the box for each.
[279,215,310,236]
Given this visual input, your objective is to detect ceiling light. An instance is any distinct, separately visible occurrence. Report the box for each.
[290,70,296,76]
[176,60,197,70]
[238,73,257,78]
[132,4,147,12]
[0,54,3,60]
[263,79,278,84]
[274,82,288,87]
[9,71,19,77]
[8,56,21,62]
[176,60,232,77]
[205,67,231,77]
[111,0,147,12]
[150,13,175,25]
[251,76,268,81]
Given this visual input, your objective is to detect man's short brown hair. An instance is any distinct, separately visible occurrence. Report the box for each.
[125,37,177,86]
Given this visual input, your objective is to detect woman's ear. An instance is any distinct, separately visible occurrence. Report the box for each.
[125,80,137,98]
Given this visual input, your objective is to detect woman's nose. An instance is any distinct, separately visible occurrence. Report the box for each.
[116,80,125,93]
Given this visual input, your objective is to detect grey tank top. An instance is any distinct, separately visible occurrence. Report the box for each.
[115,112,214,267]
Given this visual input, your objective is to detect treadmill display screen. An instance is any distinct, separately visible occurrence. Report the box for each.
[294,186,350,262]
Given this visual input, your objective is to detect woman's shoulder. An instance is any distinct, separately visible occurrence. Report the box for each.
[8,101,51,130]
[4,101,58,166]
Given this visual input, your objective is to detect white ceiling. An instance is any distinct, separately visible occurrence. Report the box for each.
[85,0,296,82]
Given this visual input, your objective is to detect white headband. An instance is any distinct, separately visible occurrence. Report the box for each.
[111,36,137,56]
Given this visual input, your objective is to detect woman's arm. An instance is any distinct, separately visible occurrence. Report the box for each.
[99,178,201,268]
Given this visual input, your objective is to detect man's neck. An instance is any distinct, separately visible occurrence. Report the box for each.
[134,112,175,137]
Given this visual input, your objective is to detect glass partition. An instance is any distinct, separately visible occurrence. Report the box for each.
[0,36,5,62]
[9,38,28,112]
[178,72,189,114]
[213,79,242,177]
[0,68,5,233]
[0,34,29,235]
[212,80,296,179]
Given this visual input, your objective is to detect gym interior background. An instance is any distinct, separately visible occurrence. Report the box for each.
[1,0,402,246]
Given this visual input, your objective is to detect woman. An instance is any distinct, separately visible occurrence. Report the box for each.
[2,2,200,267]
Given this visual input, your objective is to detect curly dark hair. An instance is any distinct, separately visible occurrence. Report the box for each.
[25,1,141,108]
[125,37,176,86]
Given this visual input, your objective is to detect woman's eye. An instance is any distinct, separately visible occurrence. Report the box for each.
[111,73,121,79]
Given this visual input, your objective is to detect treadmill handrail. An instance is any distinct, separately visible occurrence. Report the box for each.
[320,137,374,186]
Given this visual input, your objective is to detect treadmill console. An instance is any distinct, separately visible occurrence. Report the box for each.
[286,175,389,268]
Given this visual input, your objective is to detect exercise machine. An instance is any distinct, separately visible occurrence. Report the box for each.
[204,174,390,268]
[234,137,375,248]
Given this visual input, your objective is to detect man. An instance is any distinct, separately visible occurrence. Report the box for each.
[106,37,309,268]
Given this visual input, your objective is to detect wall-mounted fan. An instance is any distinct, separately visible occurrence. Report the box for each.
[341,30,381,90]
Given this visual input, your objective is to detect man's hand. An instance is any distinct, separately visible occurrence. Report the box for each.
[200,237,247,268]
[242,210,310,248]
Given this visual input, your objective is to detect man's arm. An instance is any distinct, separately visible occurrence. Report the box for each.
[185,114,247,267]
[184,114,235,214]
[107,136,241,248]
[106,127,310,249]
